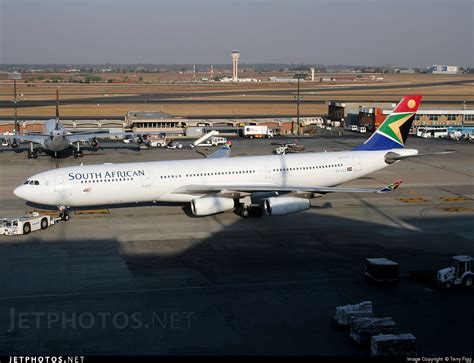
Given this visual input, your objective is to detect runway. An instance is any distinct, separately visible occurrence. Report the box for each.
[1,79,472,109]
[0,136,473,355]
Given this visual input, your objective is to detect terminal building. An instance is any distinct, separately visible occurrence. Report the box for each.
[327,101,395,129]
[125,111,187,137]
[327,101,474,132]
[356,107,474,133]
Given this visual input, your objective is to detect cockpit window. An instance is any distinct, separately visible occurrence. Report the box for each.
[34,181,39,185]
[29,181,34,185]
[26,180,40,185]
[24,181,29,185]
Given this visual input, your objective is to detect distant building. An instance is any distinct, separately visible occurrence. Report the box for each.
[125,111,186,136]
[359,108,474,132]
[327,101,395,128]
[431,65,460,74]
[269,77,300,83]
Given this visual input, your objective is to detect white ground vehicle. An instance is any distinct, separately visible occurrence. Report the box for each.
[448,130,463,140]
[437,255,473,288]
[166,141,183,149]
[241,125,274,139]
[359,127,367,134]
[420,127,448,139]
[197,137,228,147]
[149,139,168,148]
[273,143,305,155]
[350,125,359,132]
[1,212,59,235]
[210,137,227,146]
[416,127,427,137]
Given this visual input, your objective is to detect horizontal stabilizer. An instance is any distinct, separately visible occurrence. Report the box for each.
[385,151,454,163]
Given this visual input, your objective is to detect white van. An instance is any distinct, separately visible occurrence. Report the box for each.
[420,128,448,139]
[350,125,358,132]
[210,137,227,146]
[359,127,367,134]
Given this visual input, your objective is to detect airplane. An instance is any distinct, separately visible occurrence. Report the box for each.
[1,89,155,158]
[13,96,451,220]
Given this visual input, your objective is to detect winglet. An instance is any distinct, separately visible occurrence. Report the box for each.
[378,180,403,193]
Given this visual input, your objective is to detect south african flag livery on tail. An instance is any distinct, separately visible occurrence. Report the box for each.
[353,95,422,151]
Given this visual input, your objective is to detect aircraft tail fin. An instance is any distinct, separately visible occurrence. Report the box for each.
[55,88,60,129]
[352,95,422,151]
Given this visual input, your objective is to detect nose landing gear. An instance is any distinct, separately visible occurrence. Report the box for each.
[58,206,70,221]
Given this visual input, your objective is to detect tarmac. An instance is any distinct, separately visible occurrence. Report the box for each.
[0,134,473,355]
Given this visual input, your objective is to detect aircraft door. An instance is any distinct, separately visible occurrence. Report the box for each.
[141,171,151,187]
[265,165,271,179]
[352,156,362,171]
[54,175,64,192]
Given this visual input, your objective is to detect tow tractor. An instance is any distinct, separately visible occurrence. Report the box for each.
[0,211,60,236]
[437,255,473,288]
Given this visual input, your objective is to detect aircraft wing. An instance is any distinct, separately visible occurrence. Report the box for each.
[206,145,231,158]
[174,180,403,195]
[1,134,46,145]
[67,131,164,143]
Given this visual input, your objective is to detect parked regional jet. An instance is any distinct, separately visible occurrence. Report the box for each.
[2,90,154,158]
[13,96,450,219]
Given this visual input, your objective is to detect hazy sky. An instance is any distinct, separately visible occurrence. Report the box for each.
[1,0,472,67]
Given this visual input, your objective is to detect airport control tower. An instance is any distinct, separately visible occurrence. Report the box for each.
[231,50,240,81]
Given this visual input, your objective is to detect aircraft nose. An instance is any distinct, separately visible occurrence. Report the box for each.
[13,185,27,200]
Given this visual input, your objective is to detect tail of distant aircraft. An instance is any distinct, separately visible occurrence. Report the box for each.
[55,88,60,129]
[353,95,422,151]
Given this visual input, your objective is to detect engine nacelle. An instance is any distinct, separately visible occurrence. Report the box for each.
[11,139,19,148]
[90,138,99,148]
[264,197,311,216]
[191,197,234,216]
[135,136,144,144]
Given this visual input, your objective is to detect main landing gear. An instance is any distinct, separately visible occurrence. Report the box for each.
[236,197,264,218]
[73,150,84,158]
[236,205,264,218]
[27,143,39,159]
[73,141,83,158]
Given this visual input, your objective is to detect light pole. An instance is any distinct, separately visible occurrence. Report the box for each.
[293,73,307,135]
[462,100,466,126]
[8,72,22,133]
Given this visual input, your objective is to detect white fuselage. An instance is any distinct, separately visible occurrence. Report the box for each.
[14,149,412,207]
[41,119,70,152]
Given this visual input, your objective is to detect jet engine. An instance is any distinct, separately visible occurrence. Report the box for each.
[11,139,19,148]
[135,136,144,144]
[264,197,311,216]
[191,197,235,216]
[90,138,99,148]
